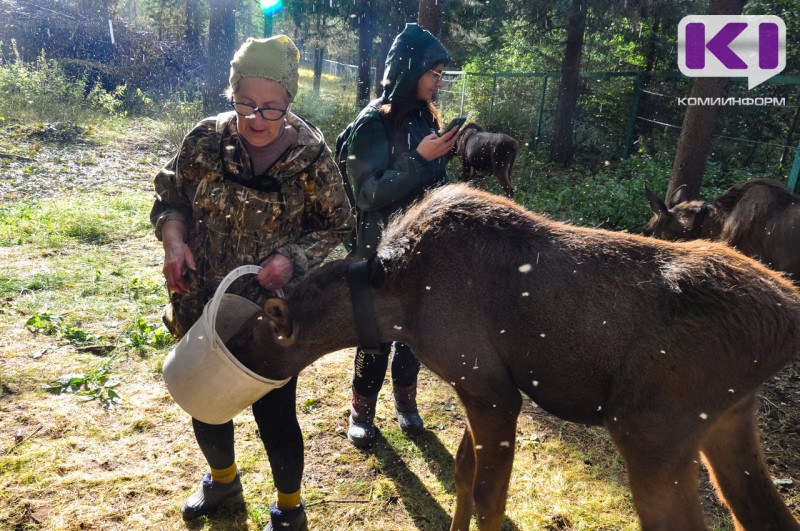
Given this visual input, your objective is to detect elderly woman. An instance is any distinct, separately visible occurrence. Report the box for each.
[151,35,352,530]
[344,23,459,448]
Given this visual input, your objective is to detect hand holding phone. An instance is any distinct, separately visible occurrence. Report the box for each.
[441,116,466,136]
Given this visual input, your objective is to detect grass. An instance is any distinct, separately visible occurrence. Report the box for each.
[0,117,648,531]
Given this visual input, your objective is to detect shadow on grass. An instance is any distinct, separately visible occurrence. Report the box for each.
[368,429,522,531]
[183,493,251,530]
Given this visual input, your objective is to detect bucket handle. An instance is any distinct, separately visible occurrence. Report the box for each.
[206,265,262,334]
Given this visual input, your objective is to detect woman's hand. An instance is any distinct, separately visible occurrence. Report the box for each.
[415,127,460,161]
[161,221,195,295]
[257,254,294,291]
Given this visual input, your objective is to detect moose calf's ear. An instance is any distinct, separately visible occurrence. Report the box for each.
[264,298,295,345]
[645,185,669,215]
[668,184,690,208]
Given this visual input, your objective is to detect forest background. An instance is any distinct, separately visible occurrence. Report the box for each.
[2,0,800,224]
[1,0,800,530]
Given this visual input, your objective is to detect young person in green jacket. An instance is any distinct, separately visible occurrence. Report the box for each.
[345,23,460,447]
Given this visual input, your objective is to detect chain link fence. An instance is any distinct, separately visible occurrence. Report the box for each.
[298,51,800,191]
[436,70,800,190]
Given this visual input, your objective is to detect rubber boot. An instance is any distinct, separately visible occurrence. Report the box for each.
[263,501,308,531]
[182,471,243,520]
[347,386,378,448]
[393,383,424,435]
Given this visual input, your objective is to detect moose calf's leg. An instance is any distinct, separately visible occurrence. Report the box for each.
[609,421,707,531]
[459,394,521,530]
[700,393,800,531]
[496,168,513,199]
[459,162,472,183]
[450,426,476,531]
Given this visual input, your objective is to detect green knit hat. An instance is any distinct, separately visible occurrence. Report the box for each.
[229,35,300,98]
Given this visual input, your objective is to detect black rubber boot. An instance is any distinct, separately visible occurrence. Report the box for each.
[393,383,424,435]
[182,471,243,520]
[347,386,378,448]
[263,501,308,531]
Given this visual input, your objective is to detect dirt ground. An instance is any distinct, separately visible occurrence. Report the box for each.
[1,120,798,530]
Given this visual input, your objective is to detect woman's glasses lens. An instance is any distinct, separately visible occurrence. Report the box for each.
[231,102,287,121]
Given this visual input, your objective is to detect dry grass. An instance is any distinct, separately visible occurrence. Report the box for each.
[1,118,798,531]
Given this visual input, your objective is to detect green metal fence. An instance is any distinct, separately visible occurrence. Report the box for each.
[437,70,800,193]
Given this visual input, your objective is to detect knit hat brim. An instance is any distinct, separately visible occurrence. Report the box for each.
[229,35,300,98]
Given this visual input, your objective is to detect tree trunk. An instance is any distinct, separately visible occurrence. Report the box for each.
[184,0,201,48]
[356,1,376,105]
[638,10,660,139]
[204,0,236,115]
[667,0,746,200]
[313,46,324,95]
[548,0,588,166]
[418,0,445,37]
[780,105,800,167]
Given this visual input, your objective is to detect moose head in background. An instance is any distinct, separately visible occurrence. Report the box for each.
[644,178,800,282]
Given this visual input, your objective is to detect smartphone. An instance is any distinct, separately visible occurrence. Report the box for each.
[441,116,466,136]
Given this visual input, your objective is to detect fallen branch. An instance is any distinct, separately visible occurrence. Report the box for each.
[304,498,371,508]
[0,153,35,162]
[4,425,43,456]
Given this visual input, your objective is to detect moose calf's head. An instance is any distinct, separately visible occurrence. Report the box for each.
[643,185,709,240]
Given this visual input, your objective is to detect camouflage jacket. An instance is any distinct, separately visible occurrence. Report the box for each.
[150,111,354,332]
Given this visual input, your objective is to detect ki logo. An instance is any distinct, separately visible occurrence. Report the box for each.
[678,15,786,89]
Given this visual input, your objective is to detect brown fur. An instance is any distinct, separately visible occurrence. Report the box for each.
[229,184,800,531]
[448,123,518,198]
[644,179,800,282]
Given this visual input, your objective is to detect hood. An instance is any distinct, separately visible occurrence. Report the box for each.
[380,23,451,104]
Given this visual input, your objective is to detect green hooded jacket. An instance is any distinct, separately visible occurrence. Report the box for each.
[346,23,452,258]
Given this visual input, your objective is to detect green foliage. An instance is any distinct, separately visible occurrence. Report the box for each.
[156,91,204,148]
[42,360,122,409]
[123,316,174,352]
[25,312,61,335]
[0,40,128,124]
[509,153,672,232]
[293,68,360,142]
[300,397,320,413]
[26,312,106,347]
[0,193,152,247]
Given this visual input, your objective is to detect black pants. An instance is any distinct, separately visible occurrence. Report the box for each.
[352,342,420,396]
[191,376,303,494]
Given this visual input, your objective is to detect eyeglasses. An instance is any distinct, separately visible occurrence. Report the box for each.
[428,69,445,82]
[231,102,288,121]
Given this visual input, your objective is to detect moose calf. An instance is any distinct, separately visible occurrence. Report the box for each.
[449,123,518,198]
[644,178,800,282]
[230,184,800,531]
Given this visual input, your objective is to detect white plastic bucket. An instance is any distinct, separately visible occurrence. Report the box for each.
[162,265,290,424]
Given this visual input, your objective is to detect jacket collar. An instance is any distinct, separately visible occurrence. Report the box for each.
[216,111,326,183]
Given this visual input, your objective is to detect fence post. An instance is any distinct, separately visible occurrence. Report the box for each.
[788,139,800,193]
[533,75,548,149]
[622,72,643,159]
[459,73,467,116]
[489,74,498,121]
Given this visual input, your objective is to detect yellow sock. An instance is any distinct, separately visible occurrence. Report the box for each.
[210,463,238,484]
[277,489,302,510]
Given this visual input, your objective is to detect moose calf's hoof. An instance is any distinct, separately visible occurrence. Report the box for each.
[264,502,308,531]
[182,472,243,520]
[395,408,424,435]
[347,415,377,448]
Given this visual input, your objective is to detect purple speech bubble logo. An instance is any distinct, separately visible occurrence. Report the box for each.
[678,15,786,89]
